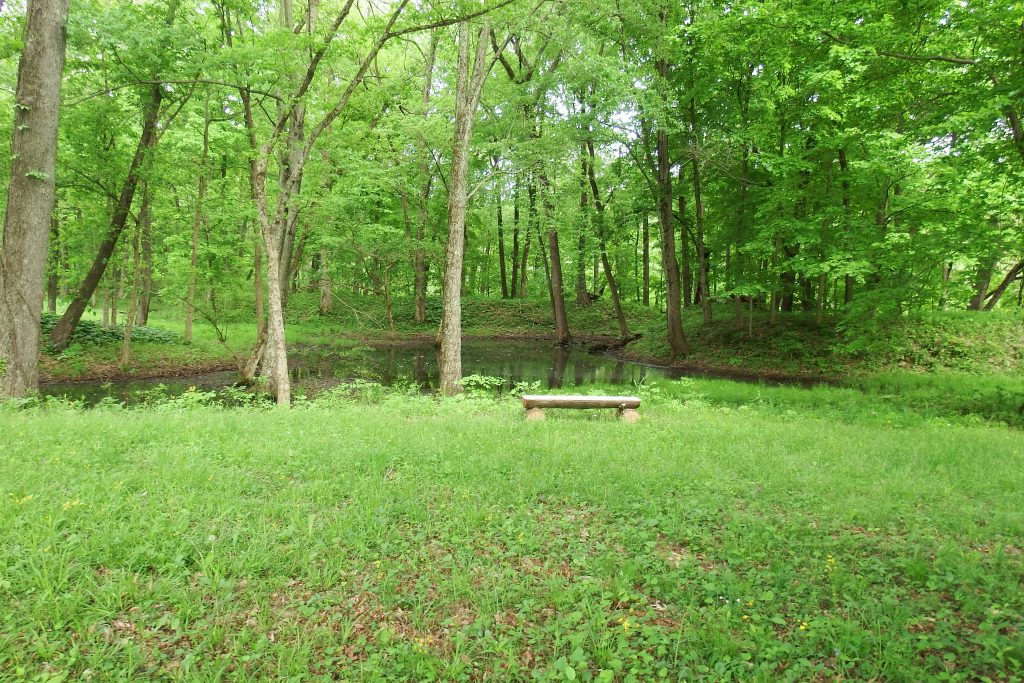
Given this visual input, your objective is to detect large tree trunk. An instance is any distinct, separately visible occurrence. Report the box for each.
[438,23,491,396]
[48,84,162,350]
[262,226,290,404]
[0,0,68,397]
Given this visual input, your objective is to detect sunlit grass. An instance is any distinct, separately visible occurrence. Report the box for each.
[1,388,1022,680]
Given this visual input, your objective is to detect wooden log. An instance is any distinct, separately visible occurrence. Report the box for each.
[618,407,640,423]
[521,394,641,410]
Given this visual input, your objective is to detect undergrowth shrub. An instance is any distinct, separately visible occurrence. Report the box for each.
[40,313,180,348]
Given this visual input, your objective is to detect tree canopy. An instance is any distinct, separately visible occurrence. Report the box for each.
[1,0,1021,399]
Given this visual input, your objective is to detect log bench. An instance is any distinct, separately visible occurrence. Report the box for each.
[521,394,641,422]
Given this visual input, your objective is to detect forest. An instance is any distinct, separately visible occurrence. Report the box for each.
[1,0,1023,680]
[0,0,1021,401]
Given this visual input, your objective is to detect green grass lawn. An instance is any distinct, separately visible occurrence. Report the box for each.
[2,387,1022,681]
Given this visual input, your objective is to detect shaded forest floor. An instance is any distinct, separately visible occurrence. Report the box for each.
[2,388,1022,680]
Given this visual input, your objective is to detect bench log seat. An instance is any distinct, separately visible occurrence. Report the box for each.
[520,394,641,422]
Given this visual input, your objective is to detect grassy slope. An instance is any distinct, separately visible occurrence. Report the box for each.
[2,393,1022,681]
[291,292,1024,377]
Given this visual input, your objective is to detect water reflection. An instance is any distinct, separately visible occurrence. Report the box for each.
[293,341,660,391]
[41,341,663,406]
[288,339,659,389]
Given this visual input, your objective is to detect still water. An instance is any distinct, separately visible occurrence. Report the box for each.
[41,341,672,406]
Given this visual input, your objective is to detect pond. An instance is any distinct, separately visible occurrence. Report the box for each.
[40,340,677,406]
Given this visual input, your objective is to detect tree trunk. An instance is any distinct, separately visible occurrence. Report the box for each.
[688,102,711,324]
[184,106,212,344]
[540,174,570,345]
[584,140,630,339]
[537,227,551,291]
[48,84,162,350]
[577,154,593,307]
[815,273,827,324]
[438,22,491,396]
[968,258,996,310]
[383,268,395,332]
[288,222,308,293]
[263,232,290,404]
[576,229,589,307]
[101,285,110,328]
[111,265,123,329]
[319,248,332,314]
[518,194,531,297]
[414,33,437,323]
[526,178,541,290]
[780,266,796,312]
[681,216,692,307]
[496,189,509,299]
[120,184,148,363]
[274,90,306,312]
[576,151,591,307]
[241,236,266,385]
[838,149,854,304]
[0,0,68,396]
[770,237,780,324]
[655,64,688,355]
[677,172,692,308]
[510,180,521,298]
[138,196,153,325]
[984,259,1024,310]
[642,213,650,306]
[46,215,59,314]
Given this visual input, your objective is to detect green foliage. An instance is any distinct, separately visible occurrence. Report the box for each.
[39,313,180,348]
[838,309,1024,372]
